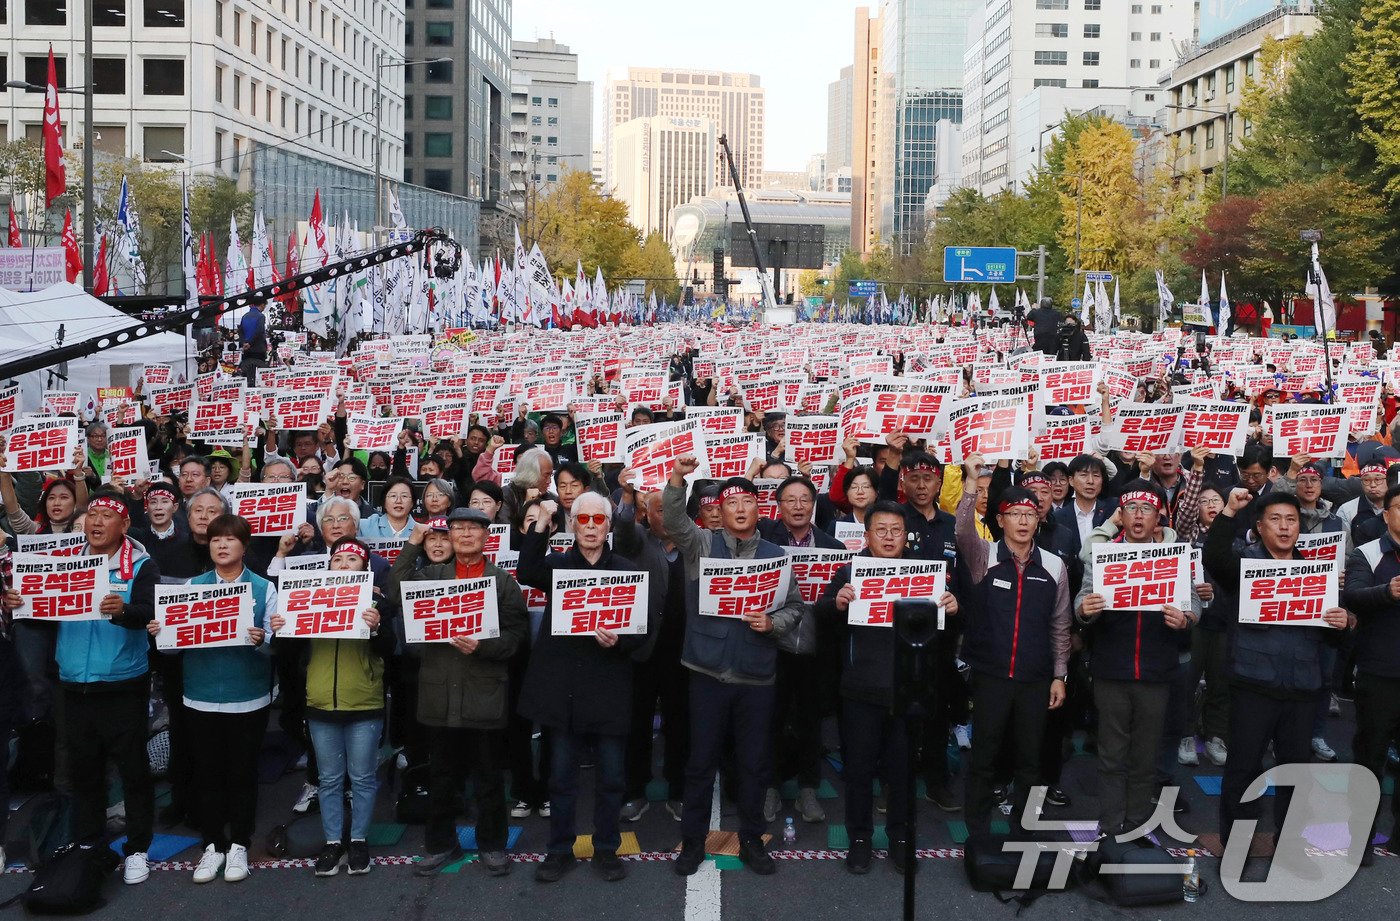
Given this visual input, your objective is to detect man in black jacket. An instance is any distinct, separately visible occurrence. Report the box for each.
[816,500,958,874]
[1026,297,1063,357]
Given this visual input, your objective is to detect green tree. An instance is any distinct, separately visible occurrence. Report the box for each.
[1346,0,1400,199]
[532,169,643,286]
[635,231,679,303]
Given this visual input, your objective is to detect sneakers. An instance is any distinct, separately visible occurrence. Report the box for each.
[293,782,320,815]
[888,838,917,875]
[796,787,826,823]
[846,837,872,875]
[620,798,649,822]
[1312,737,1337,762]
[224,844,249,883]
[414,845,465,877]
[480,850,511,876]
[314,842,346,877]
[664,800,684,822]
[1042,785,1071,808]
[953,723,972,750]
[510,800,533,819]
[674,839,705,876]
[1205,737,1228,767]
[535,853,576,883]
[763,787,780,824]
[537,801,552,818]
[192,845,224,884]
[123,852,150,885]
[346,840,371,875]
[1178,737,1200,766]
[738,836,776,875]
[593,852,627,882]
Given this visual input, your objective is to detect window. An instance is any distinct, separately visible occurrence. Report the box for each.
[427,0,454,7]
[547,136,557,147]
[1034,51,1068,65]
[1149,59,1160,68]
[425,133,452,156]
[1151,3,1162,11]
[143,58,184,95]
[547,117,558,126]
[144,1,185,27]
[424,169,452,192]
[1131,31,1142,40]
[1033,78,1067,87]
[1144,93,1156,101]
[1082,79,1099,88]
[425,96,452,119]
[215,1,223,36]
[530,115,541,125]
[1083,24,1100,38]
[1130,58,1141,68]
[143,126,184,160]
[1035,23,1068,38]
[94,2,127,26]
[426,22,452,45]
[547,97,558,107]
[1083,51,1100,66]
[547,174,557,182]
[233,74,241,109]
[1035,0,1068,8]
[1085,0,1101,8]
[214,65,224,102]
[233,10,242,45]
[404,133,413,156]
[1131,3,1143,11]
[1226,68,1236,93]
[425,60,452,82]
[405,22,414,44]
[530,134,541,144]
[23,55,65,90]
[531,96,541,105]
[403,168,414,184]
[93,58,126,95]
[93,126,126,156]
[1150,31,1161,41]
[1243,118,1253,138]
[26,1,65,25]
[1205,123,1215,149]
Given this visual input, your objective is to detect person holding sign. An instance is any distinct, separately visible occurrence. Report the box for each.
[269,538,395,878]
[815,500,959,874]
[954,458,1071,835]
[663,460,805,878]
[4,490,162,886]
[147,515,275,884]
[392,508,529,879]
[1075,486,1198,838]
[1203,489,1350,858]
[516,493,653,883]
[358,475,418,539]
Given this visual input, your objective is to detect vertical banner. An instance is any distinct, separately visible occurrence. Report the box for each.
[1238,559,1338,626]
[225,482,307,536]
[153,582,254,650]
[1091,542,1192,611]
[697,557,791,618]
[11,554,111,620]
[550,570,650,635]
[274,570,373,638]
[400,577,501,643]
[847,557,946,627]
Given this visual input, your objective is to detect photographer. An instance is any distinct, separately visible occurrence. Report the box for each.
[1027,297,1063,356]
[1055,314,1091,361]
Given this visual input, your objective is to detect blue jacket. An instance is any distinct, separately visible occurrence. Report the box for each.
[177,569,276,707]
[56,538,160,686]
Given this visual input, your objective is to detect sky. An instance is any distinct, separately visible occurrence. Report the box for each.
[511,0,860,172]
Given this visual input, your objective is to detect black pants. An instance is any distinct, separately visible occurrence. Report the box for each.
[681,673,775,843]
[275,643,317,785]
[1220,685,1314,848]
[0,716,11,838]
[238,355,266,386]
[187,706,268,850]
[548,730,626,856]
[965,673,1049,832]
[920,638,967,787]
[386,656,427,770]
[424,725,508,854]
[1352,672,1400,836]
[1190,629,1230,743]
[772,651,823,788]
[841,697,909,843]
[151,651,195,815]
[624,653,689,802]
[1094,679,1170,833]
[65,683,154,856]
[506,649,550,807]
[1157,659,1193,788]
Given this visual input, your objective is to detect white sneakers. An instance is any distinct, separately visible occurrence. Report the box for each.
[1312,737,1337,762]
[124,852,150,885]
[953,724,973,750]
[225,844,250,882]
[292,782,320,814]
[1178,737,1200,766]
[193,845,225,884]
[1205,737,1228,767]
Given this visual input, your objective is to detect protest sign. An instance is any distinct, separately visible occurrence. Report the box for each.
[698,557,791,618]
[947,396,1030,462]
[11,553,110,621]
[272,394,334,431]
[364,538,406,564]
[1267,404,1349,459]
[153,582,254,650]
[274,570,373,639]
[833,521,866,552]
[16,532,87,556]
[345,414,403,451]
[226,482,307,536]
[686,404,744,436]
[864,378,955,438]
[1032,415,1090,463]
[142,364,172,386]
[1179,400,1250,455]
[422,399,473,440]
[847,558,945,627]
[785,548,855,603]
[189,396,246,441]
[625,419,707,492]
[704,432,763,479]
[786,415,842,466]
[400,577,501,643]
[1293,531,1346,571]
[105,426,150,483]
[42,391,80,415]
[283,553,330,571]
[1038,362,1100,405]
[574,412,625,465]
[1092,542,1192,611]
[0,383,17,431]
[147,382,194,417]
[1239,558,1338,626]
[4,418,77,472]
[1100,403,1183,454]
[550,570,649,635]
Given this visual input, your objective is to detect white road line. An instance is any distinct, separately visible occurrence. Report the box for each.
[684,785,723,921]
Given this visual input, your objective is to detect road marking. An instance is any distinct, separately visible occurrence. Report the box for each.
[684,786,722,921]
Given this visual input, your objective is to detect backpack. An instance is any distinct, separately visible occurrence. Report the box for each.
[0,843,117,916]
[963,830,1078,909]
[1077,836,1188,907]
[1,793,72,869]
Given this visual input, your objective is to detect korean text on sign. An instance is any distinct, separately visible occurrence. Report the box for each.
[848,557,945,627]
[1091,542,1191,611]
[4,418,77,472]
[698,557,791,618]
[400,577,500,643]
[11,553,111,621]
[154,582,253,650]
[1239,559,1339,626]
[785,548,854,604]
[226,482,307,536]
[550,570,650,635]
[275,570,373,639]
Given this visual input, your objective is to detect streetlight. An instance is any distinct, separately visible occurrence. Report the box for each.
[373,54,450,242]
[1163,102,1233,197]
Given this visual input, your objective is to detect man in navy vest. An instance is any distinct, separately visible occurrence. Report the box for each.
[663,458,805,877]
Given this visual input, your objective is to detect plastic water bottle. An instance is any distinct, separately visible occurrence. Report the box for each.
[783,817,797,846]
[1182,857,1200,903]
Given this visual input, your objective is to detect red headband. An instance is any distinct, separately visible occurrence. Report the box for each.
[1020,473,1049,488]
[334,543,369,561]
[88,496,130,520]
[699,495,720,507]
[720,485,756,502]
[904,460,939,472]
[998,497,1039,514]
[1295,467,1322,480]
[1362,464,1388,477]
[1119,489,1164,511]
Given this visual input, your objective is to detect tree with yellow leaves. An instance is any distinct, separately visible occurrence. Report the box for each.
[1055,118,1142,281]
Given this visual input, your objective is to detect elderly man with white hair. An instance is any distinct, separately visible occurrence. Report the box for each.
[471,439,558,524]
[515,491,655,885]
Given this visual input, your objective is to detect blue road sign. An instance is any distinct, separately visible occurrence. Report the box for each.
[849,280,879,298]
[1085,271,1115,283]
[1071,297,1083,309]
[943,246,1018,284]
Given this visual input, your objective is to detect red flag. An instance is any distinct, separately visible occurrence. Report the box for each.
[60,209,81,283]
[6,203,20,247]
[42,47,67,208]
[195,233,210,296]
[280,230,300,314]
[92,234,110,296]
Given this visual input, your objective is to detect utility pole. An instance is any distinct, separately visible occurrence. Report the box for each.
[82,0,94,291]
[373,50,382,244]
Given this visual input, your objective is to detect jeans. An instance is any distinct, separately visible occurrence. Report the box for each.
[548,731,626,856]
[308,717,382,844]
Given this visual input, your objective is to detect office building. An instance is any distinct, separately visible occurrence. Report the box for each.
[508,38,592,212]
[610,115,716,240]
[850,6,881,254]
[827,66,853,173]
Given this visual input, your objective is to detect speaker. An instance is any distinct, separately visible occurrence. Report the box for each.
[893,599,940,719]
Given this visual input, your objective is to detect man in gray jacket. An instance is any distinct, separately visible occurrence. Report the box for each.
[664,457,804,877]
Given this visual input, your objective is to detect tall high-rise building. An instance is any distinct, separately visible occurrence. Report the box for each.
[610,116,716,240]
[960,0,1195,197]
[508,39,593,213]
[827,66,853,173]
[403,0,510,211]
[877,0,982,255]
[603,68,763,193]
[850,6,882,255]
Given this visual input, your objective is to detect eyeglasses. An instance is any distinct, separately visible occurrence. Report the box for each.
[575,513,609,526]
[779,495,813,507]
[324,515,354,525]
[870,527,904,539]
[1000,509,1037,521]
[179,471,204,479]
[1122,503,1159,515]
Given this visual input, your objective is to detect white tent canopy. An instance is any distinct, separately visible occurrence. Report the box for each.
[0,282,196,413]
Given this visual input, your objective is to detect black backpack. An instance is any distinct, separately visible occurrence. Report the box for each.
[963,830,1078,908]
[1,793,71,869]
[1077,836,1189,907]
[0,843,118,916]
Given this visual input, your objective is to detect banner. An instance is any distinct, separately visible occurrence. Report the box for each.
[4,417,78,472]
[1267,404,1349,459]
[16,532,87,556]
[105,426,150,483]
[1179,400,1250,455]
[550,570,649,635]
[703,432,763,479]
[574,412,625,465]
[847,557,945,627]
[345,414,403,451]
[864,378,955,438]
[686,405,744,435]
[400,577,501,643]
[11,554,111,620]
[1100,403,1182,455]
[274,570,373,638]
[784,548,854,603]
[785,415,842,466]
[698,556,791,618]
[947,396,1029,462]
[272,394,334,432]
[1091,542,1192,611]
[226,482,306,536]
[625,419,707,492]
[153,582,254,650]
[1032,415,1090,463]
[1239,558,1338,626]
[0,247,66,291]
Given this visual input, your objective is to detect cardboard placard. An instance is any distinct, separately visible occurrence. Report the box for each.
[154,582,254,650]
[550,570,649,635]
[274,570,373,638]
[11,553,111,620]
[226,482,307,536]
[847,557,945,627]
[1091,542,1192,611]
[697,556,791,618]
[401,577,501,643]
[1239,558,1338,626]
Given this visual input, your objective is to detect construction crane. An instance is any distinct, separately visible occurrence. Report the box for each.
[0,229,462,381]
[718,134,778,320]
